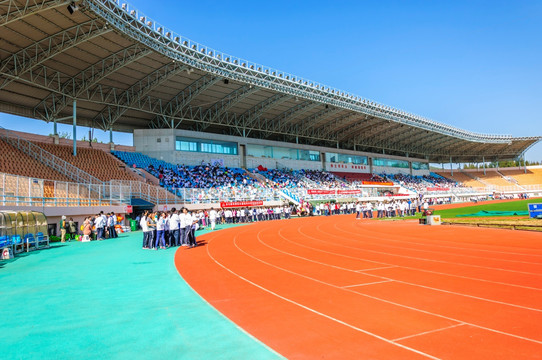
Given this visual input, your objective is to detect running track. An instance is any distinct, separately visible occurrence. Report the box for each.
[175,216,542,359]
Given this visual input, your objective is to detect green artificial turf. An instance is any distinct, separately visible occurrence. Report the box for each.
[435,198,541,218]
[0,226,282,360]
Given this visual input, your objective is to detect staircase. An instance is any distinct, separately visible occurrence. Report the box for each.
[279,189,301,205]
[0,127,102,187]
[497,170,525,190]
[460,169,494,189]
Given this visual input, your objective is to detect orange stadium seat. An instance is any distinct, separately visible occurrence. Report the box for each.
[32,142,142,182]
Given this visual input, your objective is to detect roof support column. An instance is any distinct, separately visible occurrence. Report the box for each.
[72,99,77,157]
[483,156,486,175]
[524,155,527,174]
[450,156,453,176]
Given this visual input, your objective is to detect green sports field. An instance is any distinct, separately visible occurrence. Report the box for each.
[435,198,541,218]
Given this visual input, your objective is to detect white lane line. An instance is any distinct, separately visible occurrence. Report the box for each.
[241,227,542,346]
[309,222,542,277]
[342,219,542,258]
[393,323,467,342]
[357,266,399,272]
[342,280,393,288]
[266,227,542,313]
[206,235,441,360]
[292,224,542,291]
[330,222,542,265]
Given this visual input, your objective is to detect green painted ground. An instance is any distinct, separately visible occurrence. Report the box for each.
[435,198,541,218]
[0,226,282,360]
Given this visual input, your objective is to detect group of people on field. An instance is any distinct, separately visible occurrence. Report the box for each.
[139,207,222,250]
[59,211,118,242]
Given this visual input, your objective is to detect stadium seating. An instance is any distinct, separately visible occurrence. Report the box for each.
[112,150,177,171]
[113,151,260,195]
[33,142,141,182]
[0,139,72,182]
[435,171,486,188]
[500,169,542,186]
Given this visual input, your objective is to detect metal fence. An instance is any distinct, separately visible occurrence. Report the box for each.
[0,173,118,207]
[171,187,281,204]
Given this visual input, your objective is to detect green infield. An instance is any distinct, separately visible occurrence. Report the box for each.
[435,198,541,218]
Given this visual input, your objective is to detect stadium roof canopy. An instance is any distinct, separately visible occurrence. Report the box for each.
[0,0,540,163]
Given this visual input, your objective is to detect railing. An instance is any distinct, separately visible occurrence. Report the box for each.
[171,187,281,204]
[0,127,103,187]
[110,180,181,205]
[0,172,122,207]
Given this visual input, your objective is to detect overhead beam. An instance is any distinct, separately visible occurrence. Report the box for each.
[34,44,152,120]
[242,93,292,130]
[198,84,260,131]
[0,0,66,27]
[0,19,111,90]
[93,62,188,129]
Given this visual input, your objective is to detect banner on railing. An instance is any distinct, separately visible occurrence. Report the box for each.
[220,201,264,208]
[307,190,335,195]
[426,187,450,191]
[307,189,362,195]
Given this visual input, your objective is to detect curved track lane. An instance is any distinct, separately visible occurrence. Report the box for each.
[175,216,542,359]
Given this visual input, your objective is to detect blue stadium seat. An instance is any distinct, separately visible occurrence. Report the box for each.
[24,233,37,252]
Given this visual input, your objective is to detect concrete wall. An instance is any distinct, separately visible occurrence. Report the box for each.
[134,129,430,173]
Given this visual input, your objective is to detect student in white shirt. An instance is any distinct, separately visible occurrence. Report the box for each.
[179,208,190,246]
[95,212,106,240]
[355,202,361,219]
[169,208,180,246]
[140,211,151,249]
[209,208,218,230]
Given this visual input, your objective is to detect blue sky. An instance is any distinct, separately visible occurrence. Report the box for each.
[1,0,541,162]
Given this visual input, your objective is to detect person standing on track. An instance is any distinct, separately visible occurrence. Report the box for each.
[355,202,361,219]
[209,207,218,230]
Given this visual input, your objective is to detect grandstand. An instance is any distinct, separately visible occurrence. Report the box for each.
[0,0,540,211]
[2,2,542,359]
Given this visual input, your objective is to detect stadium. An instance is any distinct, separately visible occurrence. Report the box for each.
[1,1,542,359]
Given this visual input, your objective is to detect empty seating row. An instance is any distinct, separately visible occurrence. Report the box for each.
[0,139,71,182]
[33,142,141,182]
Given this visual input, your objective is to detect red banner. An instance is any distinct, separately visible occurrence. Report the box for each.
[384,193,411,197]
[307,189,362,195]
[337,190,361,195]
[362,181,395,186]
[426,187,450,191]
[220,201,264,208]
[124,205,133,214]
[307,190,335,195]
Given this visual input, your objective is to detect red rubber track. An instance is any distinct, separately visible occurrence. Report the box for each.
[175,216,542,359]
